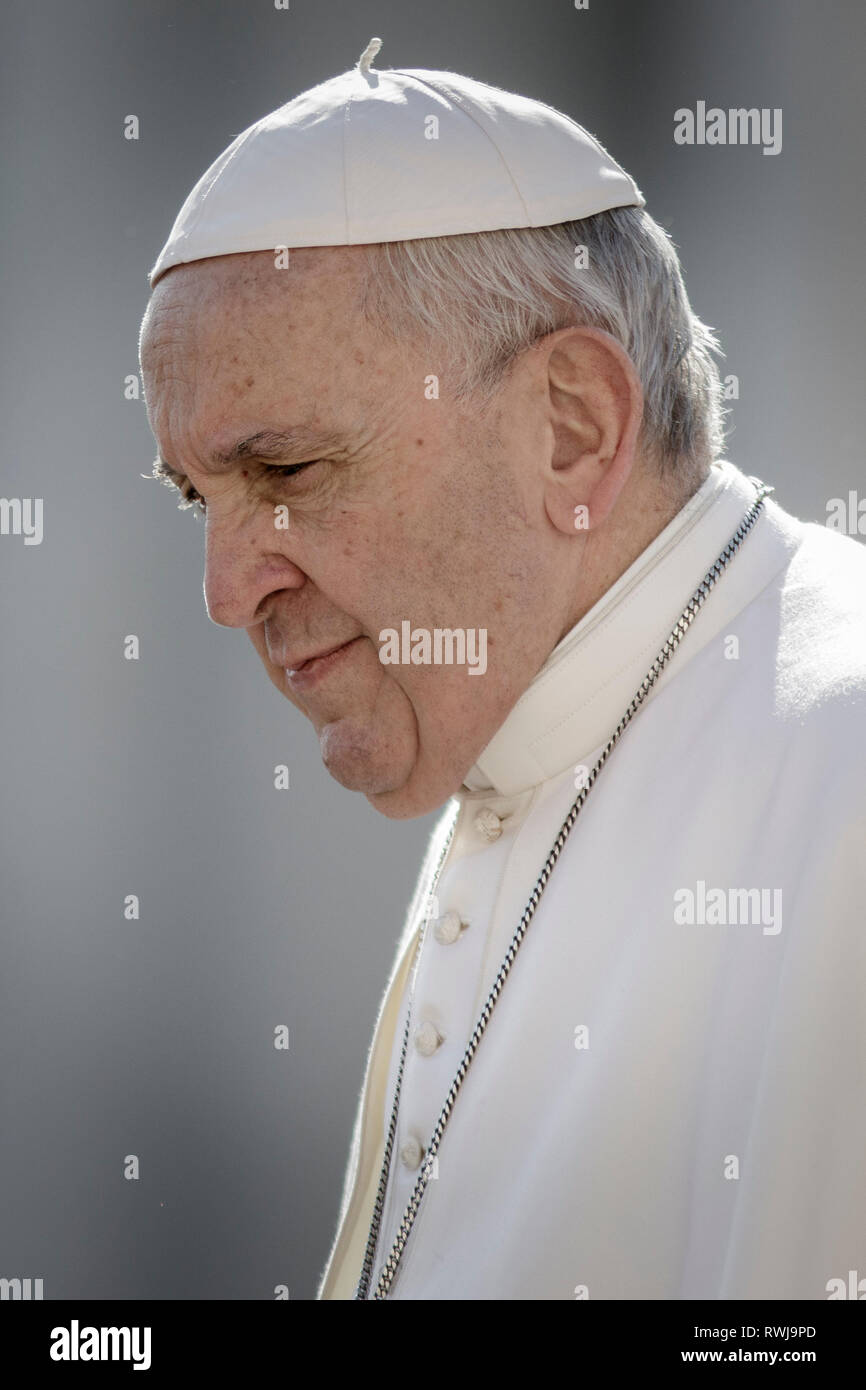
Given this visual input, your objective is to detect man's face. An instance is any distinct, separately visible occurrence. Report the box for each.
[139,248,573,818]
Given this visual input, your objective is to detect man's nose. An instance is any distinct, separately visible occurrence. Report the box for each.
[203,513,305,628]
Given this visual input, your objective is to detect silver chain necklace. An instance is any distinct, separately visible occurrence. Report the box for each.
[355,478,774,1300]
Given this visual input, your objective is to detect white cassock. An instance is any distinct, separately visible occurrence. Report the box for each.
[318,459,866,1300]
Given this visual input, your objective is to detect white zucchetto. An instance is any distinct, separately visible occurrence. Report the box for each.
[149,37,644,286]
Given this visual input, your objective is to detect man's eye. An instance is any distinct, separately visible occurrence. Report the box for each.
[267,460,319,480]
[177,461,319,515]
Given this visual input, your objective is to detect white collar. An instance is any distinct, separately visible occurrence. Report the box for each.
[461,460,799,797]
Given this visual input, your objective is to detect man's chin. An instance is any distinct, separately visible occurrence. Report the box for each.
[318,716,415,798]
[317,717,463,819]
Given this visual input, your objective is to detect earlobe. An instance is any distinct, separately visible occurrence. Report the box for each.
[543,479,595,536]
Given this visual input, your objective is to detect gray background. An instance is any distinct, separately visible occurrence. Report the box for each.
[1,0,864,1300]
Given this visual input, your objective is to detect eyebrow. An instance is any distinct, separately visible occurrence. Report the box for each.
[153,426,345,482]
[210,427,344,468]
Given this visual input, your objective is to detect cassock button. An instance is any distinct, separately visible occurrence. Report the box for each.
[399,1136,424,1170]
[432,909,465,945]
[414,1020,443,1056]
[474,807,503,842]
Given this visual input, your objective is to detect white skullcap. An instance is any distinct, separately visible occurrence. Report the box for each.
[149,37,644,287]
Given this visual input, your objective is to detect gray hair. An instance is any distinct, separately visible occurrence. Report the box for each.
[359,206,727,477]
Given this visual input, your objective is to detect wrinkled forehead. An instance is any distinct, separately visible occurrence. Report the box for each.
[139,245,370,374]
[138,245,390,457]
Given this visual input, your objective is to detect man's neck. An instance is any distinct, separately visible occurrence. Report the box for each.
[560,456,713,640]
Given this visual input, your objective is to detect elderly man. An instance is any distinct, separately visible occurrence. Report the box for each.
[139,41,866,1300]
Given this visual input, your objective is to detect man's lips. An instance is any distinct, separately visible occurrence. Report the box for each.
[281,636,363,691]
[284,640,352,674]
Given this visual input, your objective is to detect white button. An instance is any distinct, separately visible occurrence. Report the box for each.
[474,807,503,842]
[414,1020,443,1056]
[433,909,465,945]
[400,1136,424,1170]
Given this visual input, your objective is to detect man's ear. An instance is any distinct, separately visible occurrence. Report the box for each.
[534,324,644,536]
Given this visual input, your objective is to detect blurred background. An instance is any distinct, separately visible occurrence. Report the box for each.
[1,0,864,1299]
